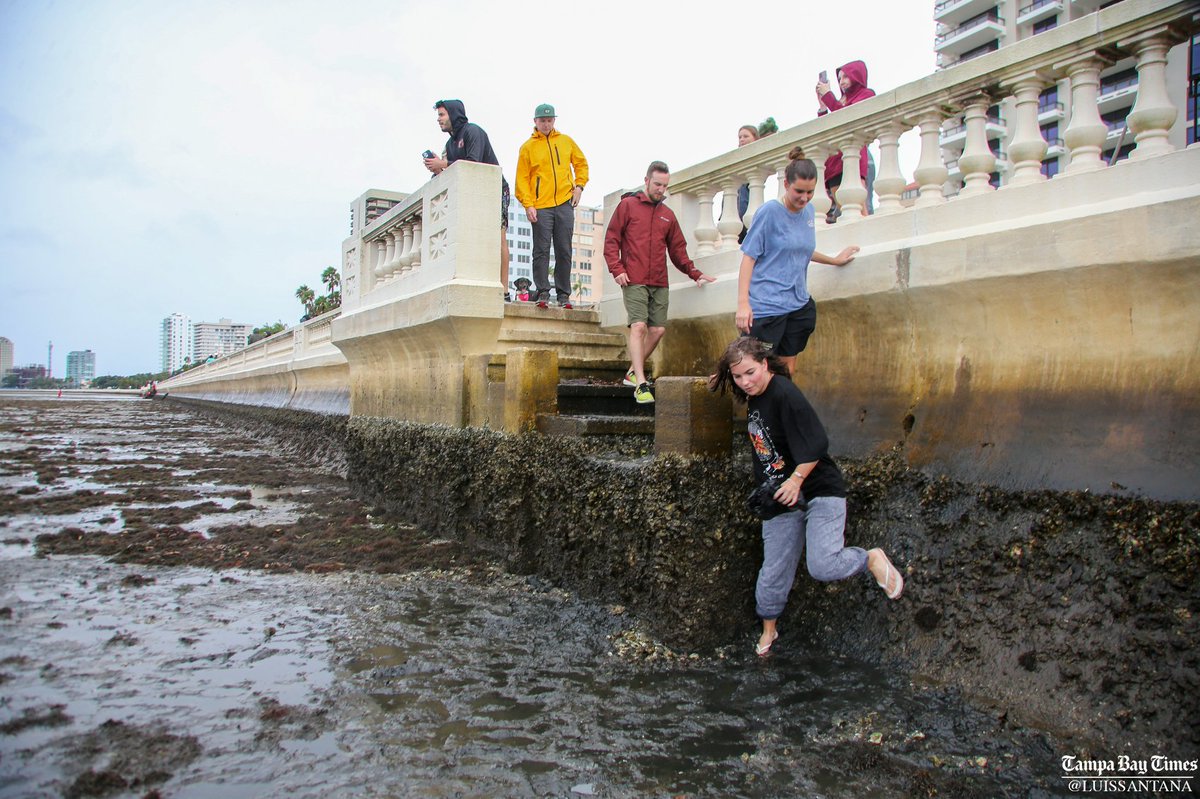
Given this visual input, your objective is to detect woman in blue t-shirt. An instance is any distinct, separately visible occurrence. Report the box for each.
[711,336,904,657]
[735,148,860,371]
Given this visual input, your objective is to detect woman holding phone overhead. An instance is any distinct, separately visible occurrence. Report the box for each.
[816,60,876,223]
[735,148,859,371]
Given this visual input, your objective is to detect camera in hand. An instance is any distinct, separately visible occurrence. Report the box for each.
[746,478,805,520]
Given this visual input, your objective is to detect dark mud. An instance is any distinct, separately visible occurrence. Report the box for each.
[2,394,1197,797]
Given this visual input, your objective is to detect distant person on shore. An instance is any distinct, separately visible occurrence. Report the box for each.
[735,149,859,372]
[424,99,512,300]
[710,336,904,657]
[515,103,589,309]
[816,60,876,223]
[604,161,715,404]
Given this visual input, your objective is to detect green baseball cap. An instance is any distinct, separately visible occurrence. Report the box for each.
[534,103,556,118]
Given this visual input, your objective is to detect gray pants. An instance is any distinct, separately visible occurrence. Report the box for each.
[756,496,867,620]
[532,200,574,302]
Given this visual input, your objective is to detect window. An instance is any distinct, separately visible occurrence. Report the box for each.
[1040,158,1059,178]
[1032,16,1057,35]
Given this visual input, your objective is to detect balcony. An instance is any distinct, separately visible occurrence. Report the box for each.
[1104,119,1130,144]
[946,148,1010,179]
[1045,137,1066,157]
[1038,101,1065,123]
[934,0,1000,26]
[940,115,1008,148]
[1017,0,1063,26]
[1098,74,1139,113]
[936,13,1006,56]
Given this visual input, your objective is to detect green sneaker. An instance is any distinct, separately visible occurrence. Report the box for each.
[623,367,652,387]
[633,382,655,404]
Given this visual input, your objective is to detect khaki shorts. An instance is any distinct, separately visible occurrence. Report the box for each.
[622,284,669,328]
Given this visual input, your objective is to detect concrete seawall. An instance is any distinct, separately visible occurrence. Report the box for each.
[173,398,1200,753]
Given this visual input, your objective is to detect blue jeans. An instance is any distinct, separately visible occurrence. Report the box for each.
[755,496,867,620]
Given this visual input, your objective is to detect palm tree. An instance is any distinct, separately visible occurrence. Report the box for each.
[321,266,340,294]
[295,284,316,320]
[572,276,590,306]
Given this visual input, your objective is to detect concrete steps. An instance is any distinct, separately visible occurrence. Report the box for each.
[498,303,627,366]
[498,302,656,442]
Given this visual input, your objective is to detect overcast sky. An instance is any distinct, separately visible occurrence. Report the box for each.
[0,0,935,376]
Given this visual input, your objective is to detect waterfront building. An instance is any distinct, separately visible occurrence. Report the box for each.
[8,365,46,388]
[934,0,1198,185]
[0,337,12,377]
[193,319,252,361]
[65,350,96,387]
[160,313,193,374]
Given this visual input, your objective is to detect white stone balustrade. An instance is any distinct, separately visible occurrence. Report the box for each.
[612,0,1192,263]
[341,160,503,314]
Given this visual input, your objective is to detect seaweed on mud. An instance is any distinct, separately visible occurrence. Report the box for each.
[0,703,71,734]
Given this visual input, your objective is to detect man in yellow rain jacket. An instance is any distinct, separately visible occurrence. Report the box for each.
[515,103,589,308]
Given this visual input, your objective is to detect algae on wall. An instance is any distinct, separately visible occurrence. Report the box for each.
[346,416,766,650]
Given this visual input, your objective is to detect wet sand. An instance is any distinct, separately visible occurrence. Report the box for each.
[0,395,1104,797]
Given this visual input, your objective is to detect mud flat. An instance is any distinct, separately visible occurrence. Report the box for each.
[0,394,1196,797]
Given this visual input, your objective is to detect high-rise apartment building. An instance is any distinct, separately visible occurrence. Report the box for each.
[506,204,605,305]
[66,350,96,387]
[193,319,252,361]
[933,0,1198,184]
[0,337,13,377]
[160,313,193,374]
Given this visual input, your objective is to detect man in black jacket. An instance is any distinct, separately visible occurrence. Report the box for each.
[424,99,511,299]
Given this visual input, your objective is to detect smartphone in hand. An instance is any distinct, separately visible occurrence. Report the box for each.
[819,70,828,84]
[422,150,435,159]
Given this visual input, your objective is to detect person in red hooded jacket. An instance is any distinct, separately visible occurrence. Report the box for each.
[816,60,875,224]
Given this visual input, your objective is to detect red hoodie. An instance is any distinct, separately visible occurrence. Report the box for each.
[604,191,702,287]
[817,60,875,184]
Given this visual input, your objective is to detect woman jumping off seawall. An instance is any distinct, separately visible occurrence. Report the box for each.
[711,337,904,657]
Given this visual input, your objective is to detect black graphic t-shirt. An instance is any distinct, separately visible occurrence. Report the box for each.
[746,375,847,499]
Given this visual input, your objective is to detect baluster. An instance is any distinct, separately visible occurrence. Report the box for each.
[742,168,770,231]
[1005,73,1049,186]
[693,190,720,256]
[397,223,415,270]
[1059,55,1111,175]
[717,180,743,249]
[872,122,908,214]
[806,147,834,221]
[913,113,949,207]
[408,219,423,270]
[1122,29,1180,160]
[386,228,404,275]
[372,235,391,278]
[835,138,867,220]
[958,96,998,196]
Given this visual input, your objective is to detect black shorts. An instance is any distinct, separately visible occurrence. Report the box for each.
[749,298,817,357]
